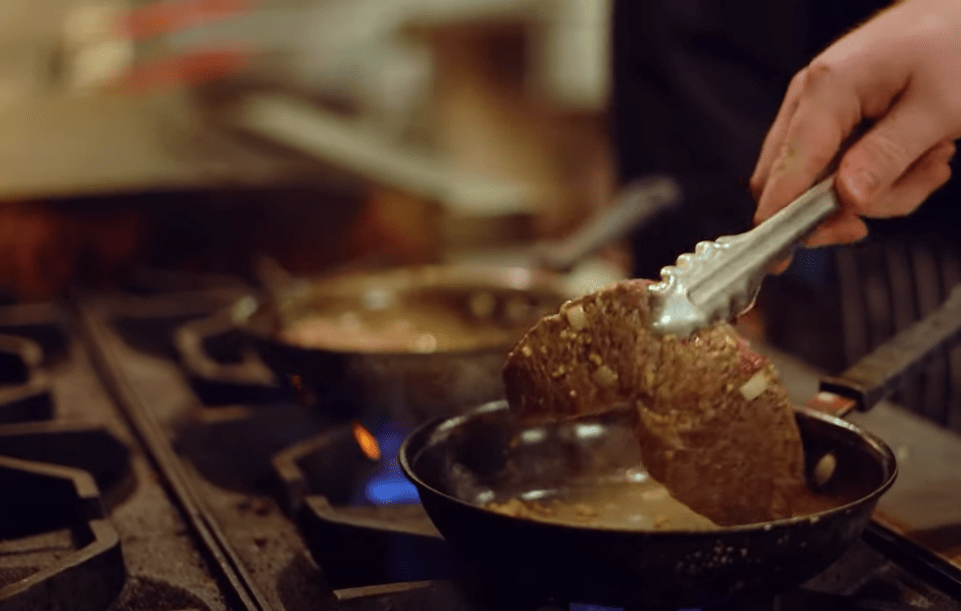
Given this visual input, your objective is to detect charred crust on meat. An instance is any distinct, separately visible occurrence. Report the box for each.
[502,278,809,527]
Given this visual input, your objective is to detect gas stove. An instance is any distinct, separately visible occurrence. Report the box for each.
[0,273,958,611]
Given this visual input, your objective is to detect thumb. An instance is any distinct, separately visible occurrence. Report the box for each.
[837,97,943,215]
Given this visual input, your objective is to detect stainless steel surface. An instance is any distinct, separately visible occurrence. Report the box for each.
[649,176,839,338]
[226,91,532,214]
[0,92,203,199]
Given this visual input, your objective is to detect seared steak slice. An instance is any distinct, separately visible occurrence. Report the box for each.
[502,279,808,526]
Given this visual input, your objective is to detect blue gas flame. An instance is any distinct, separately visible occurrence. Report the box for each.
[360,423,420,506]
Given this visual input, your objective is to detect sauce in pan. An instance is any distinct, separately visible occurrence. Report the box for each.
[281,312,475,353]
[485,471,847,531]
[487,477,719,531]
[278,289,553,353]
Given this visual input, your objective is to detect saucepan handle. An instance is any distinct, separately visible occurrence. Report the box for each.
[535,175,682,272]
[818,282,961,412]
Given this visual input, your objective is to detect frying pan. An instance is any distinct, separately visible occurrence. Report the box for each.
[400,283,961,609]
[227,263,569,423]
[207,176,681,424]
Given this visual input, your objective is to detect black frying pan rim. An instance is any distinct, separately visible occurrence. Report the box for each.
[229,264,573,359]
[399,400,899,536]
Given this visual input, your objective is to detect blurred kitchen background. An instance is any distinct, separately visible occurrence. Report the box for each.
[0,0,620,296]
[1,0,959,431]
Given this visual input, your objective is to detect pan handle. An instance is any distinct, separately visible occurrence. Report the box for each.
[817,282,961,413]
[173,313,285,405]
[534,175,682,272]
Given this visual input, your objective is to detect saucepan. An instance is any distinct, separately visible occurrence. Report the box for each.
[176,176,681,423]
[399,284,961,609]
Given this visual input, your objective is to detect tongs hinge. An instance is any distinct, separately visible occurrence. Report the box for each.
[649,177,839,338]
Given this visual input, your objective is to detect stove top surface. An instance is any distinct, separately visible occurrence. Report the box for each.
[0,275,958,611]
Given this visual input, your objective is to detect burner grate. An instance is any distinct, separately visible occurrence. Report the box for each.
[48,284,961,611]
[0,331,128,611]
[270,422,467,588]
[0,336,52,424]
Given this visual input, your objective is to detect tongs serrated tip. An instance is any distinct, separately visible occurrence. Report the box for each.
[648,177,840,338]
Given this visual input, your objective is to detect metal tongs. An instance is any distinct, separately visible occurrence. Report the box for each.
[649,175,840,338]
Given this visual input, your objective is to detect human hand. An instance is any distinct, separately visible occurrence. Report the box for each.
[750,0,961,253]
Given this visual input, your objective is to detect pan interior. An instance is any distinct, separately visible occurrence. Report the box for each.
[407,401,893,532]
[240,266,566,354]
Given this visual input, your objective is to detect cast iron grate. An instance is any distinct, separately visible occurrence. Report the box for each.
[0,336,52,424]
[0,327,128,611]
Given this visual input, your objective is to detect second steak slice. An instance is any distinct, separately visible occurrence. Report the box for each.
[502,279,808,526]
